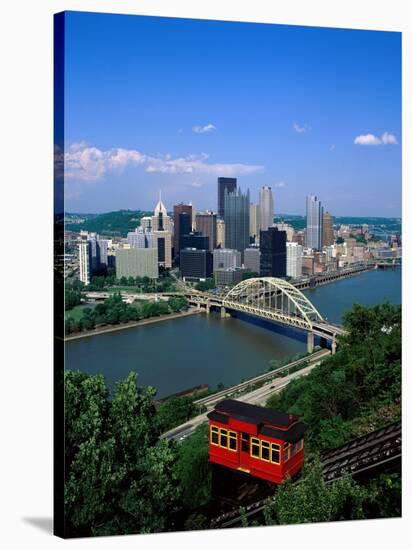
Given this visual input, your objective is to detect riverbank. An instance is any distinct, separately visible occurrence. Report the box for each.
[65,307,203,341]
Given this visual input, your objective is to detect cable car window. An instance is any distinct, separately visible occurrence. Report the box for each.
[210,426,219,445]
[261,441,270,461]
[229,431,237,451]
[251,437,260,458]
[284,444,290,461]
[241,433,250,452]
[271,443,280,464]
[220,429,228,448]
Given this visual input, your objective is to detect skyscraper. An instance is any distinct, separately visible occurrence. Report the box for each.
[286,242,303,279]
[249,203,261,242]
[196,212,217,251]
[260,227,287,277]
[322,211,334,247]
[306,195,323,250]
[259,186,274,231]
[218,177,237,218]
[173,203,192,261]
[224,187,250,258]
[78,238,90,286]
[216,219,225,248]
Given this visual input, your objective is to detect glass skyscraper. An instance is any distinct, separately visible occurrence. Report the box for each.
[224,187,250,258]
[306,194,323,250]
[218,177,237,218]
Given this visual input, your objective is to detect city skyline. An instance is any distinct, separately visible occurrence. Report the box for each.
[63,12,401,216]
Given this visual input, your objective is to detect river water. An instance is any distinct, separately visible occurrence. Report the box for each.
[65,268,401,398]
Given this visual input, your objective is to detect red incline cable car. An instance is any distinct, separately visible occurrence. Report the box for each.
[207,399,305,484]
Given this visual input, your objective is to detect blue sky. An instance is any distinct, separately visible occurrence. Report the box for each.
[62,11,401,216]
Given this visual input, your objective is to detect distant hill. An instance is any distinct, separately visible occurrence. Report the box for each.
[275,214,401,233]
[65,210,153,237]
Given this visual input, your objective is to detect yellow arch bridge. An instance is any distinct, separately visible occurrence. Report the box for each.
[181,277,345,354]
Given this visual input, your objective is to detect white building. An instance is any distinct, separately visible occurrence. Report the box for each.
[249,203,261,242]
[259,186,274,232]
[78,239,90,286]
[286,242,303,279]
[216,219,225,248]
[213,248,241,271]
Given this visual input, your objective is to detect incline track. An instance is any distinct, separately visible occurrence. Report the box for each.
[211,421,401,528]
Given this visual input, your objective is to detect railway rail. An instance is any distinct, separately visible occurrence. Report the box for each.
[211,420,401,528]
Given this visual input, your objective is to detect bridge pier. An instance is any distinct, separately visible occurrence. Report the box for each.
[221,306,226,318]
[331,337,337,355]
[206,301,210,315]
[307,332,314,354]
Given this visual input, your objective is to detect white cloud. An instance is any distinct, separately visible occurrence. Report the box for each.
[381,132,398,145]
[354,132,398,146]
[64,143,263,181]
[274,181,285,188]
[64,144,146,181]
[192,123,217,134]
[293,122,311,133]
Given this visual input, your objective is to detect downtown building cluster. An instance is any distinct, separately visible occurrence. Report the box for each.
[72,180,401,287]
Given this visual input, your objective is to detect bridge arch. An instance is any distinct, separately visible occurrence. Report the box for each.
[222,277,324,331]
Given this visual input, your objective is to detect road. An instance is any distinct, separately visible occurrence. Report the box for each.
[161,353,328,442]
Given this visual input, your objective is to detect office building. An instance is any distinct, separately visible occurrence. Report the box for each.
[224,187,250,258]
[213,248,241,271]
[218,177,237,218]
[273,222,294,242]
[153,230,172,269]
[180,232,209,251]
[286,242,303,279]
[216,219,225,248]
[196,211,217,251]
[249,203,261,242]
[244,247,261,274]
[260,227,286,277]
[127,227,148,249]
[214,267,246,287]
[115,248,158,279]
[302,255,314,276]
[180,249,213,282]
[78,239,91,286]
[173,204,192,260]
[152,195,171,232]
[322,211,334,247]
[306,195,323,250]
[259,186,274,231]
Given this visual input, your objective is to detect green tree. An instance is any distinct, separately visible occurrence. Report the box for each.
[174,424,212,509]
[64,371,181,537]
[157,396,199,433]
[263,457,367,525]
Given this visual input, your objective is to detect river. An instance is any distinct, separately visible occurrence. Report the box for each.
[65,268,401,398]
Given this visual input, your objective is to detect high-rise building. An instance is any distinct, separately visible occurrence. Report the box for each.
[306,195,323,250]
[260,227,286,277]
[153,231,172,269]
[196,212,217,251]
[286,242,303,279]
[180,232,209,251]
[78,239,90,285]
[224,187,250,258]
[218,177,237,218]
[216,219,225,248]
[152,194,171,232]
[180,249,213,282]
[115,248,159,279]
[259,186,274,232]
[249,203,261,242]
[322,211,334,247]
[173,204,192,261]
[214,267,246,287]
[127,227,148,249]
[244,247,261,274]
[273,222,294,242]
[213,248,241,271]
